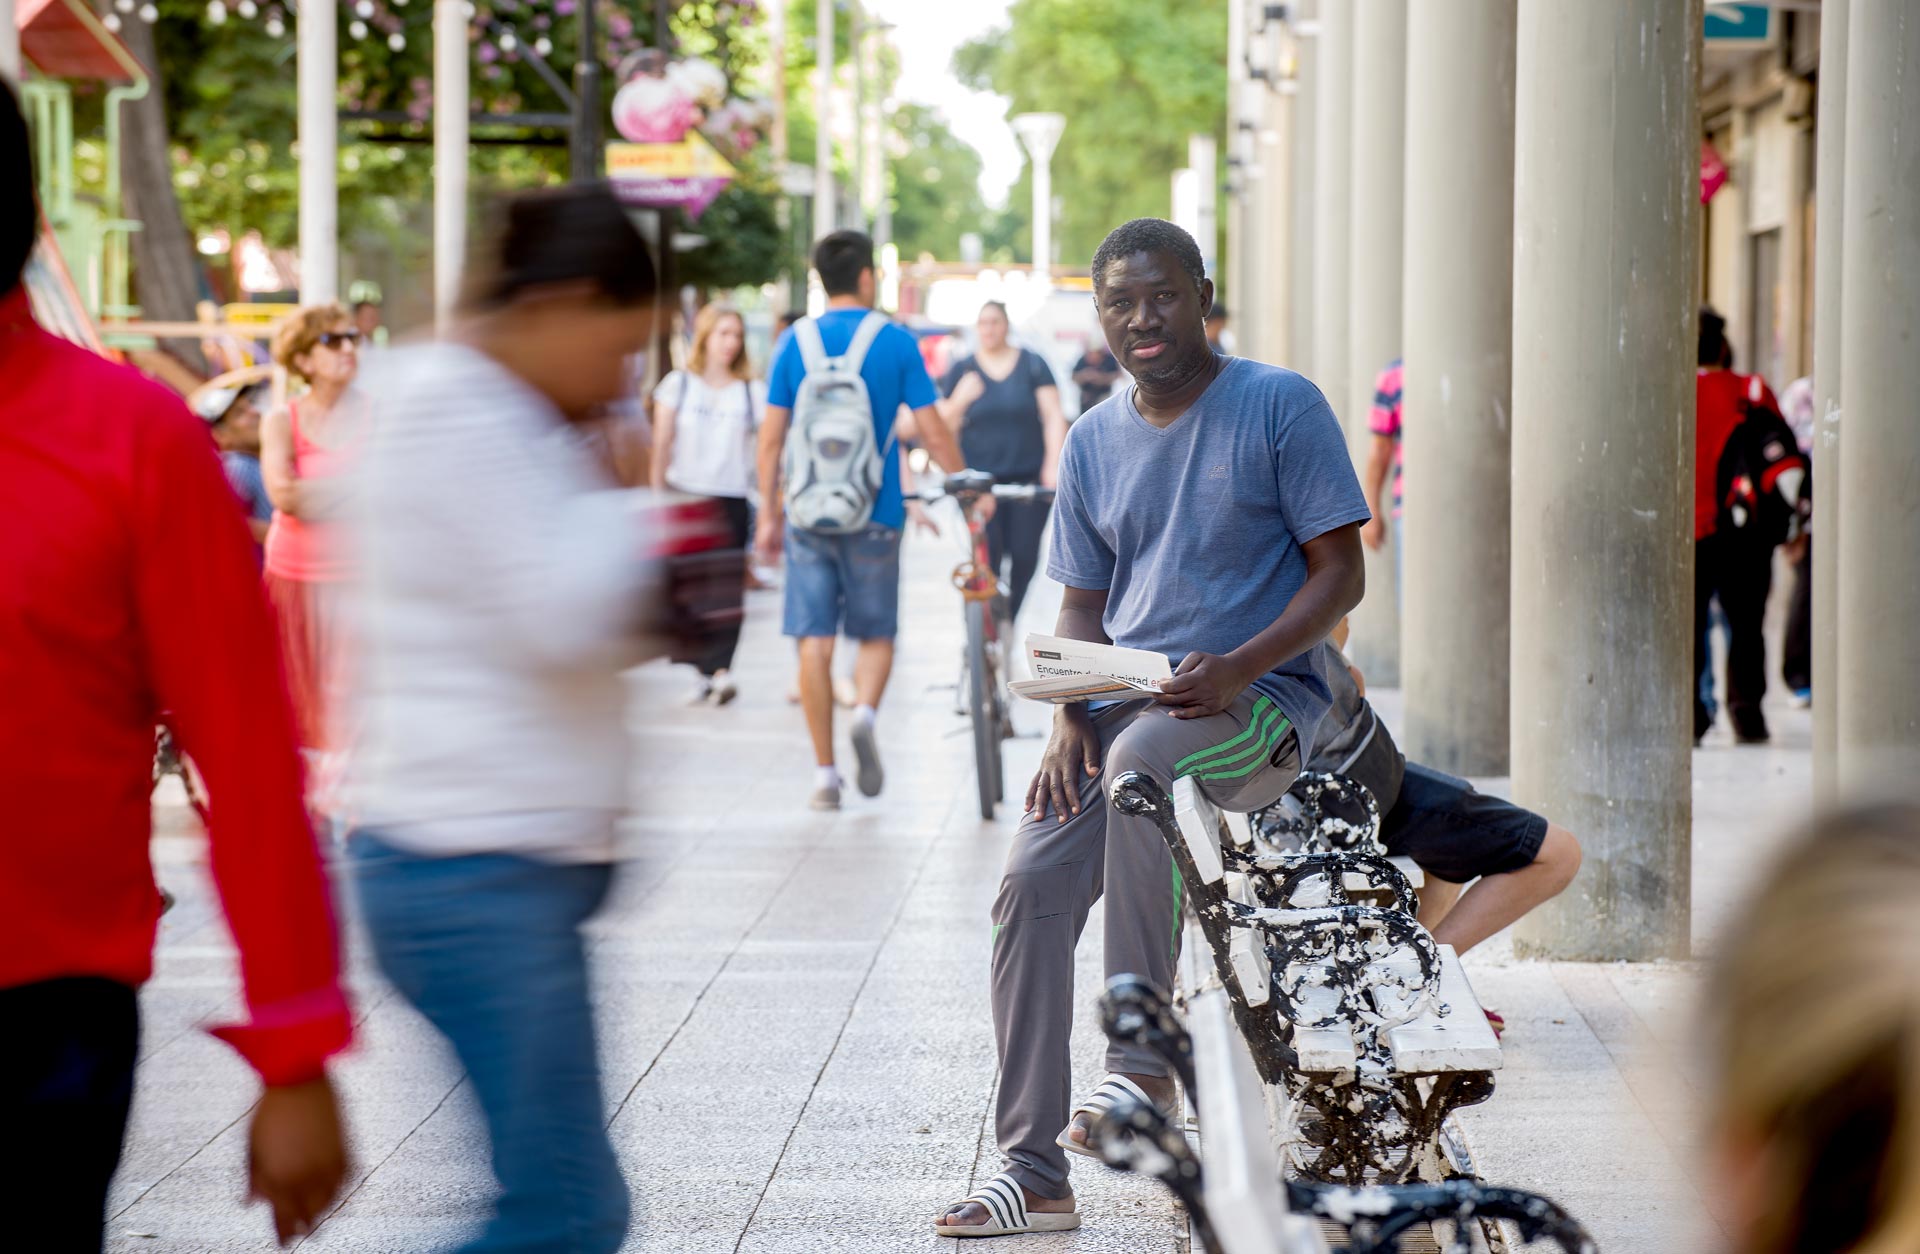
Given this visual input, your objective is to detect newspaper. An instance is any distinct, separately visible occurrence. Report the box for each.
[1007,634,1173,705]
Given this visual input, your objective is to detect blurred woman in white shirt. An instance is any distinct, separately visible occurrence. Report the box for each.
[650,302,765,704]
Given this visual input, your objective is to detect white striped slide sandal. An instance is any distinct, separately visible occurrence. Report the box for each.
[1056,1072,1157,1160]
[934,1171,1080,1238]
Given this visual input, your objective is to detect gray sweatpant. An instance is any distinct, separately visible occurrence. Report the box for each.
[990,690,1302,1199]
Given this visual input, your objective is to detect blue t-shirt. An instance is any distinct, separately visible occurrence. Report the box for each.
[1047,357,1372,756]
[221,450,272,523]
[767,308,938,530]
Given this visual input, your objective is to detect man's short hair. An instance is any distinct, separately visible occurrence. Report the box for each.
[3,81,36,298]
[1090,218,1207,293]
[813,230,875,297]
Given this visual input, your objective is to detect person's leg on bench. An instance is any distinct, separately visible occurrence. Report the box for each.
[1066,691,1301,1148]
[946,702,1144,1229]
[948,692,1301,1230]
[1385,762,1581,955]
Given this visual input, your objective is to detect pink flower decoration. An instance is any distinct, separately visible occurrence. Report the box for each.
[612,74,699,143]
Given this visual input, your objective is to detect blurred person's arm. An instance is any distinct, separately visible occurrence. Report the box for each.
[936,368,985,429]
[911,403,968,477]
[754,404,791,566]
[132,402,351,1241]
[648,404,676,490]
[1360,435,1393,551]
[649,374,679,491]
[904,440,938,536]
[260,403,301,514]
[1037,382,1067,489]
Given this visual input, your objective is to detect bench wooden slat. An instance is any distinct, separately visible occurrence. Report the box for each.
[1174,776,1227,884]
[1188,962,1333,1254]
[1385,945,1503,1074]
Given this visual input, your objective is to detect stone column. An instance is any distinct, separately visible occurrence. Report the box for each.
[1309,2,1352,433]
[1288,0,1318,376]
[1226,0,1251,349]
[1510,0,1699,961]
[1400,0,1515,775]
[1812,0,1846,804]
[1253,90,1292,367]
[297,0,338,303]
[1344,0,1406,686]
[1836,0,1920,792]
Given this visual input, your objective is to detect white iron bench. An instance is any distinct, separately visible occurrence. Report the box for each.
[1111,770,1505,1187]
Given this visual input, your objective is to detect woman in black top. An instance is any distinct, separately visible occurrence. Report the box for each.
[936,301,1067,619]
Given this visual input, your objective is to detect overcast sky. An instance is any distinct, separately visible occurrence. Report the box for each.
[867,0,1023,208]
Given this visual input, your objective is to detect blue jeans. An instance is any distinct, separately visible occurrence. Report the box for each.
[782,523,902,639]
[351,833,629,1254]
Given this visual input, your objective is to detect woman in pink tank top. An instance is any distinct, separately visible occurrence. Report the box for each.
[261,305,365,758]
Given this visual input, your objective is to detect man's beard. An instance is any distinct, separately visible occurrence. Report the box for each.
[1134,342,1214,392]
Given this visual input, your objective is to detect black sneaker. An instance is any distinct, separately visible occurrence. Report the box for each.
[1731,708,1770,744]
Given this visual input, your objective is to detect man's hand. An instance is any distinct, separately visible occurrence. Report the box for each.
[1157,652,1254,719]
[1028,706,1102,821]
[1361,516,1387,551]
[249,1075,348,1246]
[754,513,784,568]
[970,493,997,524]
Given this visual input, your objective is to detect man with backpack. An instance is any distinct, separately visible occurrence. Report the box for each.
[1694,307,1809,744]
[756,230,973,811]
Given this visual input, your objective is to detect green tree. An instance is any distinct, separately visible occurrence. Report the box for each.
[954,0,1226,269]
[87,0,783,327]
[885,102,987,262]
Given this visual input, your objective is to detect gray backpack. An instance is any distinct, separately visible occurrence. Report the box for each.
[783,313,895,533]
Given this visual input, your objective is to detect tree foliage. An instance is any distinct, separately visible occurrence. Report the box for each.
[885,102,987,263]
[115,0,778,275]
[954,0,1226,269]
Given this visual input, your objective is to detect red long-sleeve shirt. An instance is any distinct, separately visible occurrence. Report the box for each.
[0,286,350,1085]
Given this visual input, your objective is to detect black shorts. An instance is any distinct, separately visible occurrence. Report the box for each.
[1381,762,1548,885]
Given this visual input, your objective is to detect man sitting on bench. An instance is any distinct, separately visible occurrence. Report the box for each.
[934,219,1370,1239]
[1312,621,1582,979]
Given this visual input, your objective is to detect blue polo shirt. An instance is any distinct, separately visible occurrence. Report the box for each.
[767,308,937,530]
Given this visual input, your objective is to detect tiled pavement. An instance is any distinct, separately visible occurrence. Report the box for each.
[121,526,1810,1252]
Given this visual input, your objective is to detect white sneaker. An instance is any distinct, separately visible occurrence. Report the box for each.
[851,716,884,798]
[711,671,738,706]
[810,783,842,811]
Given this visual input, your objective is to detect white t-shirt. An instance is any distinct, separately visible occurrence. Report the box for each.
[348,343,665,862]
[654,370,765,499]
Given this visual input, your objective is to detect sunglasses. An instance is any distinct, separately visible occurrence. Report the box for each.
[316,331,362,348]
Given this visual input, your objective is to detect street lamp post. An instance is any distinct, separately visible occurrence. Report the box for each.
[813,0,834,240]
[568,0,601,180]
[1011,112,1065,280]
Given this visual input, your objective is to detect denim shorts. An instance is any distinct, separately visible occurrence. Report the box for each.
[1380,761,1548,885]
[782,523,902,640]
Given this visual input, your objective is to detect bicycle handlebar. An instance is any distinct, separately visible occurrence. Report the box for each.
[921,483,1057,505]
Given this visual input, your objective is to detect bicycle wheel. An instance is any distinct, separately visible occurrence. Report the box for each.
[966,599,1002,819]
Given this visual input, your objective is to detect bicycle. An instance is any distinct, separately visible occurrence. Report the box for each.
[926,471,1056,820]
